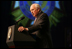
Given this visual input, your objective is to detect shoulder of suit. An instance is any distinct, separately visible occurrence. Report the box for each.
[42,13,48,17]
[39,13,48,19]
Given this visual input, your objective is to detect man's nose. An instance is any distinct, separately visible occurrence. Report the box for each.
[31,11,33,13]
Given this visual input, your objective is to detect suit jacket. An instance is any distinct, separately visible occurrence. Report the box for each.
[28,11,53,48]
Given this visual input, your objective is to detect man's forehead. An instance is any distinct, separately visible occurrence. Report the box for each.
[30,4,35,8]
[30,4,35,10]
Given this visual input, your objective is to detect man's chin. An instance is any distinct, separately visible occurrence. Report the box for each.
[33,15,36,17]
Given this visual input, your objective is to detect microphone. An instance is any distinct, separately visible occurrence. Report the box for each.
[15,17,25,23]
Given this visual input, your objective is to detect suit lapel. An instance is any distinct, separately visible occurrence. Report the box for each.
[33,11,43,25]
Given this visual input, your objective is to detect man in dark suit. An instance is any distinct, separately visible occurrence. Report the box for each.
[18,3,53,48]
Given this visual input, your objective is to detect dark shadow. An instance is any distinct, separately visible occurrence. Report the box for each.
[0,1,15,48]
[51,1,71,48]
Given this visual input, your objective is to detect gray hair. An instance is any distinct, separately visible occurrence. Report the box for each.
[35,3,41,10]
[31,3,41,10]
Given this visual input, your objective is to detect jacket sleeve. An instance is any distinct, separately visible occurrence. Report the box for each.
[28,13,49,33]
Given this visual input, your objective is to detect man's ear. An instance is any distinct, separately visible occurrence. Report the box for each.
[38,8,40,12]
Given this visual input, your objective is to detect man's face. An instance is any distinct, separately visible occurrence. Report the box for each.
[30,5,39,17]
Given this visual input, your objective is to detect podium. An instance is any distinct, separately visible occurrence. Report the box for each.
[6,25,36,48]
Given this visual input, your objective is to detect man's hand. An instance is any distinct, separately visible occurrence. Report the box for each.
[18,26,28,32]
[18,26,24,32]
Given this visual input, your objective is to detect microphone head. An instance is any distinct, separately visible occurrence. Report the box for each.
[21,17,25,20]
[15,17,25,24]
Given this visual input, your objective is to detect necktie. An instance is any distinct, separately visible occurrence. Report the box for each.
[34,18,37,24]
